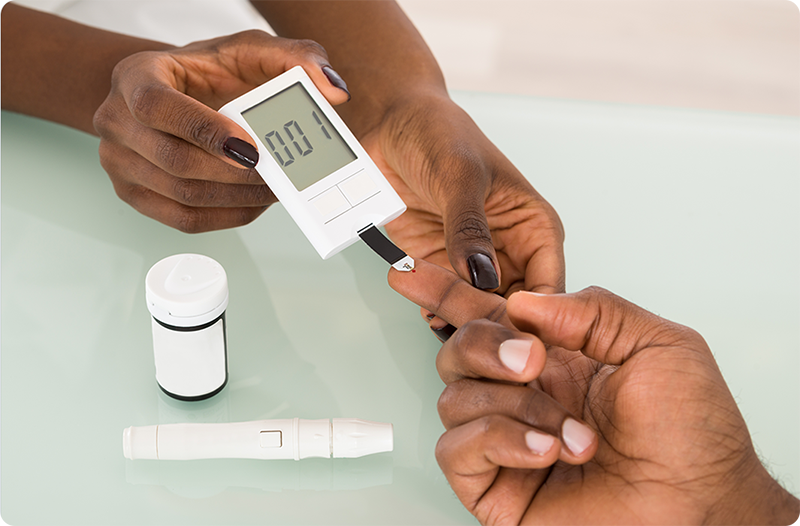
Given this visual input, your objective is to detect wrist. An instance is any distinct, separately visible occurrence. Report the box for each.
[2,4,172,134]
[707,457,799,524]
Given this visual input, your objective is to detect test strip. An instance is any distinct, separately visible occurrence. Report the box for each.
[357,225,414,271]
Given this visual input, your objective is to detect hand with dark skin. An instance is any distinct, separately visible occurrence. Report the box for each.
[92,31,350,233]
[257,1,565,296]
[3,2,564,297]
[2,4,350,233]
[389,259,800,525]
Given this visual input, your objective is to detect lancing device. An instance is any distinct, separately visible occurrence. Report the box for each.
[122,418,393,461]
[219,66,414,271]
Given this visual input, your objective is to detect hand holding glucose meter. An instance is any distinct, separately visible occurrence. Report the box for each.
[220,66,413,270]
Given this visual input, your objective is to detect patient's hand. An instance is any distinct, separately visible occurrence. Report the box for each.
[389,260,800,525]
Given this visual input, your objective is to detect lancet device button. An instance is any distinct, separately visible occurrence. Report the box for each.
[259,430,282,448]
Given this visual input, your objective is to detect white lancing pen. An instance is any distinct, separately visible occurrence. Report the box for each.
[123,418,393,461]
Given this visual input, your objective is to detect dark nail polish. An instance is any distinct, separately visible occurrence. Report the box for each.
[223,137,259,168]
[431,324,456,343]
[467,253,499,290]
[322,66,351,101]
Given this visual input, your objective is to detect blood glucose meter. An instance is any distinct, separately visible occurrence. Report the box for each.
[219,66,412,268]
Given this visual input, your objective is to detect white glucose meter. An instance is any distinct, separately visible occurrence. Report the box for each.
[220,66,411,265]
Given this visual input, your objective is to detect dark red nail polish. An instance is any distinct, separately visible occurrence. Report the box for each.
[322,66,351,101]
[467,253,499,290]
[223,137,259,168]
[431,324,456,343]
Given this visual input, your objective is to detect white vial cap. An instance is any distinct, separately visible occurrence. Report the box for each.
[146,254,228,327]
[331,419,394,458]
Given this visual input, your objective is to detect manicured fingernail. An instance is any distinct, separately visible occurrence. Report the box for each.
[223,137,259,168]
[498,339,531,373]
[322,66,351,101]
[525,430,556,455]
[431,324,456,343]
[562,418,595,456]
[467,253,499,290]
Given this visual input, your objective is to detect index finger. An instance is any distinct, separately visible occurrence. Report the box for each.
[388,258,511,329]
[121,74,258,171]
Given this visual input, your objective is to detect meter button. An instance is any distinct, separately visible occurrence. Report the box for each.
[339,171,379,205]
[259,430,282,448]
[310,187,351,219]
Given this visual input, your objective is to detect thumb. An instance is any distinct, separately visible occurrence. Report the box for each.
[443,184,500,291]
[507,286,705,365]
[121,74,261,170]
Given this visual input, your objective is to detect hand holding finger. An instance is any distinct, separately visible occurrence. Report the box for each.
[438,379,597,463]
[388,258,510,329]
[435,415,557,524]
[507,287,708,365]
[436,318,545,385]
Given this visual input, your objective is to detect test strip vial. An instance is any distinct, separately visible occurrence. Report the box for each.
[145,254,229,401]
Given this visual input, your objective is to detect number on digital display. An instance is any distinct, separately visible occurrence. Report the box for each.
[313,111,332,140]
[264,130,295,167]
[266,111,338,168]
[284,120,313,157]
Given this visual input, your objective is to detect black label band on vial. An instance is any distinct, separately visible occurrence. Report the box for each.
[152,312,225,332]
[154,312,229,402]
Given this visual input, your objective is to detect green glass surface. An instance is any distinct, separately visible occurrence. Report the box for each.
[2,92,798,525]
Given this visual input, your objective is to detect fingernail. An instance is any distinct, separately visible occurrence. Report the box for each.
[562,418,595,456]
[322,66,351,101]
[223,137,259,168]
[467,253,499,290]
[525,430,556,455]
[431,324,456,343]
[498,339,531,373]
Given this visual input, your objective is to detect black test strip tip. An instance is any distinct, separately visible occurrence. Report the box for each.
[357,225,415,271]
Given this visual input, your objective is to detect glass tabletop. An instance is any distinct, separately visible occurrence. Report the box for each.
[2,91,798,525]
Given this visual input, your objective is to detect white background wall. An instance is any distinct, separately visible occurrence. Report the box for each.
[19,0,799,115]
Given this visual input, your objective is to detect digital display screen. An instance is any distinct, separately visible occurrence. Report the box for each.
[242,82,357,191]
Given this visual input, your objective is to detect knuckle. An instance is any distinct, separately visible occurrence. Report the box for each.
[113,182,150,213]
[128,83,164,124]
[185,114,224,152]
[228,29,271,46]
[92,103,116,137]
[96,140,117,171]
[155,137,193,175]
[433,433,450,464]
[436,384,458,417]
[448,321,479,363]
[519,391,545,425]
[173,207,207,234]
[437,382,470,422]
[235,206,268,227]
[289,38,328,60]
[110,180,137,205]
[451,208,491,243]
[171,178,211,206]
